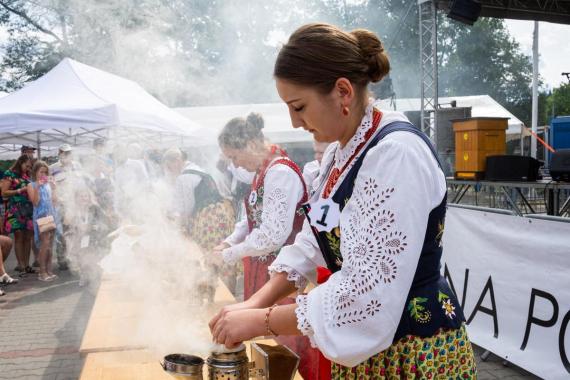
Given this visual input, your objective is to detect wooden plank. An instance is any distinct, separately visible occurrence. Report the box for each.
[80,350,170,380]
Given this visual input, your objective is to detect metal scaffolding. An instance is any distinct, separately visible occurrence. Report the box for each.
[434,0,570,24]
[419,0,438,143]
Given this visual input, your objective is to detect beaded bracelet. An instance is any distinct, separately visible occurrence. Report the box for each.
[265,304,279,337]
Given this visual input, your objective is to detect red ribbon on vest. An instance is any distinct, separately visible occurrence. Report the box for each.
[316,266,332,284]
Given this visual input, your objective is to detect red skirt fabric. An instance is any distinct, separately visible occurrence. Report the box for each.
[242,255,274,301]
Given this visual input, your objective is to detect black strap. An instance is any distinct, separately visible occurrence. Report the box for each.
[376,122,443,169]
[182,168,207,178]
[181,169,223,215]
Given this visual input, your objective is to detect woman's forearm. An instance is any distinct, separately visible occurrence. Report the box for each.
[3,189,19,197]
[266,303,302,336]
[248,272,298,308]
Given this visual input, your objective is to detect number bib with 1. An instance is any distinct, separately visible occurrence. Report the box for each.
[307,196,340,233]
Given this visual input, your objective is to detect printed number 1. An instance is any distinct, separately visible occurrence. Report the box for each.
[316,205,330,227]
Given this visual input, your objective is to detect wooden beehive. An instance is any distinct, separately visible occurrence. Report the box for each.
[452,117,508,180]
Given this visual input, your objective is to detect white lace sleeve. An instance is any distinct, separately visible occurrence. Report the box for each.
[300,132,446,367]
[222,165,304,263]
[224,217,249,246]
[295,295,317,347]
[267,263,308,290]
[269,219,327,286]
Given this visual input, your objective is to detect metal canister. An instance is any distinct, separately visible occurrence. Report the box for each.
[162,353,204,380]
[206,346,249,380]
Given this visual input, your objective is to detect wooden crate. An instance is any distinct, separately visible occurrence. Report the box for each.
[452,117,508,179]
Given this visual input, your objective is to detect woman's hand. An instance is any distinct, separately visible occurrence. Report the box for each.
[207,242,231,267]
[210,308,266,348]
[212,242,230,256]
[208,298,262,333]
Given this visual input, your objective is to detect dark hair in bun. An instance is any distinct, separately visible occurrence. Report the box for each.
[351,28,390,83]
[218,112,265,150]
[274,23,390,94]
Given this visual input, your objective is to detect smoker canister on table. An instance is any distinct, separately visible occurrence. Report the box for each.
[162,342,299,380]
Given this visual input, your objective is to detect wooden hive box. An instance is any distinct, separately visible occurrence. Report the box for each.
[452,117,508,180]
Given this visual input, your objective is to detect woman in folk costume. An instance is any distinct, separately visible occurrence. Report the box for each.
[213,112,320,379]
[210,23,477,379]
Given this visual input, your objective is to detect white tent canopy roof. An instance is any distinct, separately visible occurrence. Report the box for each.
[0,58,202,155]
[175,94,524,146]
[175,103,313,145]
[382,95,525,135]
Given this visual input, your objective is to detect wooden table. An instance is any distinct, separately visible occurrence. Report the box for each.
[80,349,169,380]
[79,275,301,379]
[79,275,235,355]
[79,340,303,380]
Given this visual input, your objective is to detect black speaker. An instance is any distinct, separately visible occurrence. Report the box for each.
[550,149,570,182]
[447,0,482,25]
[485,155,541,182]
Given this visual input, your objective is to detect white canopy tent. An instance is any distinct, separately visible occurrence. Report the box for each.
[385,95,525,138]
[0,58,202,158]
[175,103,312,145]
[175,94,525,146]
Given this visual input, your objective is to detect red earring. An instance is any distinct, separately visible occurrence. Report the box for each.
[342,106,349,116]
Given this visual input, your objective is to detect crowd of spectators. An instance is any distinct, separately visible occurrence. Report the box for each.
[0,138,250,296]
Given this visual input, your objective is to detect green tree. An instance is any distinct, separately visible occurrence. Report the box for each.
[0,0,539,115]
[438,17,534,125]
[546,83,570,119]
[0,0,66,90]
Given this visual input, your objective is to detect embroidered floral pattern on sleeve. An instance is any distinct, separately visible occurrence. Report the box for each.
[268,263,308,290]
[249,186,290,262]
[320,177,408,328]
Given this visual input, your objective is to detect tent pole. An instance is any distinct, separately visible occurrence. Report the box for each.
[36,131,42,159]
[531,21,539,159]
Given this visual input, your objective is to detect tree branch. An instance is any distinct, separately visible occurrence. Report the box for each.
[0,1,63,43]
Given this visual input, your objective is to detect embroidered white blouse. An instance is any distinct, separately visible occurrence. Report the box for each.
[269,101,447,367]
[222,158,305,264]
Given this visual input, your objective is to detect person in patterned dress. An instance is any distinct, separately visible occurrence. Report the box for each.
[1,155,34,275]
[210,23,477,380]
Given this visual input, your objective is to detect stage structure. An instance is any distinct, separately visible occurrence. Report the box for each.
[418,0,570,146]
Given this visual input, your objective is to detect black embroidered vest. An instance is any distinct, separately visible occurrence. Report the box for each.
[304,122,465,342]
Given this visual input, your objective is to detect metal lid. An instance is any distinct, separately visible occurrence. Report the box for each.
[207,345,248,365]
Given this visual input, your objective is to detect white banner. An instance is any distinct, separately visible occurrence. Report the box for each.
[442,206,570,380]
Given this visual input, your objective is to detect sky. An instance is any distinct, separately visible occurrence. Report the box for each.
[505,19,570,90]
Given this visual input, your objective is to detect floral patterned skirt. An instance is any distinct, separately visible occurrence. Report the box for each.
[190,199,235,251]
[190,199,240,294]
[4,200,34,233]
[331,324,476,379]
